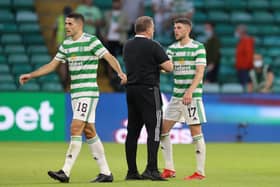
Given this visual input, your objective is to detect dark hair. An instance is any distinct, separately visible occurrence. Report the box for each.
[66,12,85,23]
[174,17,192,28]
[134,16,153,33]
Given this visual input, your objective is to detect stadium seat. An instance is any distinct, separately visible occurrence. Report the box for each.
[23,34,44,44]
[272,85,280,93]
[27,45,48,54]
[231,12,252,23]
[0,10,14,22]
[4,44,25,54]
[263,37,280,47]
[160,83,173,93]
[203,83,220,93]
[193,0,205,9]
[221,83,244,93]
[1,34,22,44]
[0,83,17,91]
[220,37,238,46]
[0,0,12,9]
[94,0,112,10]
[263,56,273,65]
[0,74,14,83]
[208,11,230,22]
[13,0,35,10]
[225,0,247,10]
[11,64,32,74]
[252,11,274,23]
[16,11,38,22]
[8,54,29,64]
[30,54,51,65]
[192,11,207,23]
[220,48,235,56]
[215,24,234,35]
[205,0,225,9]
[18,23,40,33]
[0,23,18,33]
[274,12,280,22]
[271,0,280,10]
[0,64,10,73]
[247,0,269,10]
[38,73,60,83]
[0,55,7,63]
[19,82,40,91]
[42,82,63,92]
[266,48,280,57]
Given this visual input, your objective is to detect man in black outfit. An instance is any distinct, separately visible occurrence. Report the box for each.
[123,16,173,181]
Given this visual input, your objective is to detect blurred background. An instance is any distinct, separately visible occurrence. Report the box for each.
[0,0,280,143]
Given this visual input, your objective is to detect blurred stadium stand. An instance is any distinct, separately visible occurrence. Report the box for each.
[1,0,280,93]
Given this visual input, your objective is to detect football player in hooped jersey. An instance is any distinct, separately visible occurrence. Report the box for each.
[19,13,126,183]
[160,17,207,180]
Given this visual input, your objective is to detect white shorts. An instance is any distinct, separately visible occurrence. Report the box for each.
[164,98,207,125]
[72,97,98,123]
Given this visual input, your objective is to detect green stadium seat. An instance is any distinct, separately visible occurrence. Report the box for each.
[225,0,247,10]
[0,74,14,82]
[257,24,280,35]
[160,83,172,93]
[0,83,17,91]
[27,45,48,54]
[271,1,280,10]
[221,83,244,93]
[274,12,280,22]
[247,0,269,10]
[0,0,12,9]
[16,11,38,22]
[0,64,10,73]
[247,25,259,35]
[205,0,225,9]
[30,54,51,65]
[0,23,18,33]
[13,0,35,10]
[215,24,234,35]
[192,11,207,23]
[0,55,7,63]
[220,37,238,47]
[23,34,44,44]
[0,10,14,22]
[8,54,29,64]
[231,12,252,23]
[42,82,63,92]
[252,12,274,23]
[255,48,266,55]
[263,56,272,65]
[4,44,25,54]
[94,0,112,10]
[11,64,32,74]
[208,11,230,22]
[193,0,205,9]
[220,47,235,56]
[203,83,220,93]
[266,48,280,57]
[254,36,262,47]
[19,82,40,91]
[38,73,60,83]
[263,37,280,47]
[1,34,22,44]
[18,23,40,33]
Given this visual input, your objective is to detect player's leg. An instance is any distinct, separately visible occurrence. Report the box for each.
[48,119,85,183]
[184,99,206,180]
[84,123,113,182]
[160,98,181,178]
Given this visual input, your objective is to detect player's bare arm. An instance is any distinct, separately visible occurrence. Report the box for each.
[160,60,173,72]
[183,65,205,105]
[102,52,127,84]
[19,59,61,85]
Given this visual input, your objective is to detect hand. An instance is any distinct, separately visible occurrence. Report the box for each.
[118,72,127,85]
[19,74,32,85]
[182,90,192,105]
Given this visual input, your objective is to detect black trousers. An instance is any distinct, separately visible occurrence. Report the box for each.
[125,85,163,174]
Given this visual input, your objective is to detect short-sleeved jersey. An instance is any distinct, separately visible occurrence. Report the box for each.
[54,33,108,100]
[167,39,206,99]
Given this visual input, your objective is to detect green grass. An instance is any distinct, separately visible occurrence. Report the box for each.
[0,142,279,187]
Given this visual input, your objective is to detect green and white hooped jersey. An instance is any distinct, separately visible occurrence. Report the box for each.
[167,39,206,99]
[55,33,107,100]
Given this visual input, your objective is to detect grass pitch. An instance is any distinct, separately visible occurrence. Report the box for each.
[0,142,279,187]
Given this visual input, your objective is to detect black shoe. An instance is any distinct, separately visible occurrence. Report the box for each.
[90,173,113,182]
[48,170,69,183]
[125,172,144,180]
[141,169,167,181]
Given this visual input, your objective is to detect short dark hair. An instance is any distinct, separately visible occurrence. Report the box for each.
[174,17,192,28]
[66,12,85,23]
[134,16,153,33]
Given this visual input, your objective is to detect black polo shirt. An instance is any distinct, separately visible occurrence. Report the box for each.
[123,36,169,87]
